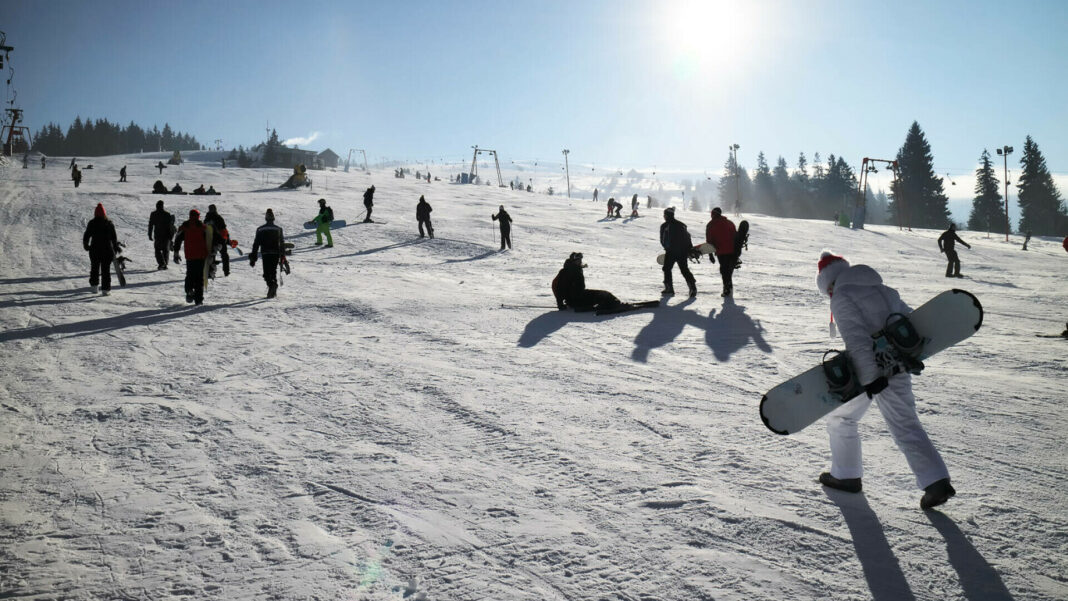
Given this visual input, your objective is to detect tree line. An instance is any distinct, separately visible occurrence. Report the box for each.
[30,117,204,157]
[715,121,1066,235]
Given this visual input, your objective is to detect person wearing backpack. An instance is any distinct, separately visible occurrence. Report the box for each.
[314,198,334,247]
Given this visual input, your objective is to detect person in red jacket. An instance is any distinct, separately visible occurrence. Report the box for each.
[705,207,738,297]
[172,209,222,305]
[1062,235,1067,253]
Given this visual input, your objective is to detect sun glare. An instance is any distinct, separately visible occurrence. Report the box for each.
[656,0,759,80]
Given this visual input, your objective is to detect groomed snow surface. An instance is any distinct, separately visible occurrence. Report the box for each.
[1,152,1065,601]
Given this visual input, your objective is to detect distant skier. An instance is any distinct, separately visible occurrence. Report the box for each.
[249,208,286,298]
[173,209,222,305]
[416,195,434,238]
[363,185,375,222]
[552,252,622,312]
[937,223,971,278]
[119,165,127,182]
[705,207,738,297]
[221,157,226,168]
[593,188,599,202]
[660,207,698,297]
[70,157,76,169]
[204,204,230,276]
[631,194,639,218]
[82,203,119,295]
[156,161,166,175]
[40,156,46,169]
[814,251,956,509]
[492,205,512,250]
[606,198,622,218]
[148,200,176,270]
[426,172,431,183]
[1022,230,1032,251]
[313,198,334,247]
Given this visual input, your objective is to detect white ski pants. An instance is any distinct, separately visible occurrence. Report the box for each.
[827,374,950,489]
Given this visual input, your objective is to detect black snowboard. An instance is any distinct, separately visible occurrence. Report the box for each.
[596,300,660,316]
[733,220,749,269]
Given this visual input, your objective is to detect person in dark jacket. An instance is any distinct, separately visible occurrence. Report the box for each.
[249,208,285,298]
[660,207,698,297]
[156,161,166,175]
[203,204,230,276]
[631,194,640,218]
[705,207,738,297]
[552,252,621,312]
[492,205,512,250]
[83,203,120,295]
[173,209,222,305]
[416,195,434,238]
[148,200,176,269]
[72,165,82,188]
[119,165,127,182]
[363,185,376,222]
[170,182,183,194]
[152,180,168,194]
[937,223,971,278]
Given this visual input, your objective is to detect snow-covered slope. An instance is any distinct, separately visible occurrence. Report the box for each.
[1,153,1065,600]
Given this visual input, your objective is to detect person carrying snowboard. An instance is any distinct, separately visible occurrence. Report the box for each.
[937,223,971,278]
[416,195,434,238]
[83,203,120,295]
[552,252,622,312]
[815,251,955,509]
[119,165,127,182]
[249,208,285,298]
[492,205,512,250]
[313,198,334,247]
[204,204,230,276]
[660,207,698,297]
[148,200,176,270]
[173,209,222,305]
[706,207,738,297]
[362,185,376,222]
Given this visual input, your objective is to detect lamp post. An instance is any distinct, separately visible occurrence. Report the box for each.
[730,144,741,215]
[996,145,1013,242]
[562,149,571,199]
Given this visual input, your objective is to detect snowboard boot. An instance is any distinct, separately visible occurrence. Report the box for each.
[688,284,697,298]
[266,285,277,299]
[920,478,956,510]
[661,287,674,296]
[90,285,98,293]
[325,244,333,248]
[101,290,110,296]
[315,241,323,246]
[186,293,194,303]
[819,472,862,493]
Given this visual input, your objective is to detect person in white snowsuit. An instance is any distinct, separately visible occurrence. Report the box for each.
[816,251,956,509]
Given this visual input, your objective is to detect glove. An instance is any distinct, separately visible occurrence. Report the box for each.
[173,252,180,264]
[249,252,257,268]
[864,376,889,399]
[148,235,153,241]
[709,254,716,264]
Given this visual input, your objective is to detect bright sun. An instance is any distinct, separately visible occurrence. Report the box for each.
[655,0,760,80]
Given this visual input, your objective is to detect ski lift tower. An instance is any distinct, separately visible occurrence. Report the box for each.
[1,34,31,157]
[469,145,505,187]
[853,157,904,231]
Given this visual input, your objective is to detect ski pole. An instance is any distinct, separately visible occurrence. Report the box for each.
[491,221,496,246]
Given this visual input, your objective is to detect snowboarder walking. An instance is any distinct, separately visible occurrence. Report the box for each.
[71,165,82,188]
[204,204,230,276]
[82,203,120,295]
[173,209,222,305]
[363,185,375,222]
[119,165,127,182]
[706,207,738,297]
[416,195,434,238]
[313,198,334,247]
[249,209,285,298]
[492,205,512,250]
[937,223,971,278]
[815,251,955,509]
[552,252,622,312]
[1022,230,1032,251]
[660,207,698,297]
[148,200,176,270]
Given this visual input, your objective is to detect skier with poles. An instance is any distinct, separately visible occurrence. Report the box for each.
[815,251,956,509]
[363,185,376,223]
[249,208,286,299]
[492,205,512,250]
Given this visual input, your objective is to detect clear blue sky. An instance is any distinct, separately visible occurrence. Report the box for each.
[6,0,1067,184]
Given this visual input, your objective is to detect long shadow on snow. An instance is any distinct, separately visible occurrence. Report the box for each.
[926,511,1015,601]
[824,489,916,601]
[631,297,772,363]
[0,278,182,310]
[0,274,85,286]
[0,299,266,343]
[327,238,429,260]
[517,306,657,348]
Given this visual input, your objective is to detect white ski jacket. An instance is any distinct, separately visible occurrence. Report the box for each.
[827,264,911,386]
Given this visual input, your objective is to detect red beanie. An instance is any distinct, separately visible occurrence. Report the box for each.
[94,203,106,218]
[189,209,200,219]
[816,251,849,296]
[818,252,844,273]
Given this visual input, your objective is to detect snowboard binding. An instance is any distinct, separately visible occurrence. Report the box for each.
[880,313,926,375]
[821,350,858,399]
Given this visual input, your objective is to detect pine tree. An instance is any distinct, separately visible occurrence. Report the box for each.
[1016,135,1067,236]
[772,156,792,216]
[753,152,775,214]
[967,149,1004,234]
[890,121,950,229]
[263,129,281,166]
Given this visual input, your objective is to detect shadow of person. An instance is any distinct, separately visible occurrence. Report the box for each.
[704,297,773,362]
[630,297,701,363]
[925,511,1015,600]
[517,308,648,348]
[824,488,917,601]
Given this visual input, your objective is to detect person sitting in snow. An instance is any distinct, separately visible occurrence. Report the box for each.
[170,182,183,194]
[552,252,621,312]
[192,184,207,195]
[153,180,168,194]
[815,251,956,509]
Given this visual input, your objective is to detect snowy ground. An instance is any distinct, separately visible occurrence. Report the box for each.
[1,152,1065,600]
